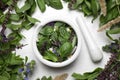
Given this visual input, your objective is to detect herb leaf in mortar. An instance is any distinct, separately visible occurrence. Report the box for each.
[37,21,77,62]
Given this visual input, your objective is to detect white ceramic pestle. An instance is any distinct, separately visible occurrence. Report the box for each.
[76,16,103,62]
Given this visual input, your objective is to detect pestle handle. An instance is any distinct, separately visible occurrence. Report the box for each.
[76,16,103,62]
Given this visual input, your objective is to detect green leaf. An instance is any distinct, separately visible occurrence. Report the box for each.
[16,2,31,13]
[27,0,36,15]
[22,21,34,30]
[60,42,73,58]
[25,56,28,64]
[50,32,58,41]
[27,15,39,23]
[37,36,48,48]
[81,3,92,16]
[6,24,22,30]
[10,14,20,21]
[0,15,5,23]
[107,28,120,34]
[6,53,23,65]
[37,0,46,12]
[91,0,100,20]
[59,27,70,41]
[72,68,103,80]
[47,0,63,9]
[43,50,58,62]
[54,22,64,27]
[40,26,54,35]
[8,32,23,45]
[84,0,91,10]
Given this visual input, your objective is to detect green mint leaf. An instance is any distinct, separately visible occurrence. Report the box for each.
[43,50,58,62]
[10,14,20,21]
[59,27,70,43]
[6,53,23,65]
[27,15,39,23]
[91,0,100,20]
[6,24,22,30]
[8,32,23,45]
[81,3,92,16]
[22,21,34,30]
[84,0,91,10]
[60,42,73,58]
[16,1,31,13]
[27,0,36,15]
[37,36,48,48]
[37,0,46,12]
[0,15,5,24]
[47,0,63,9]
[40,26,53,35]
[54,21,64,28]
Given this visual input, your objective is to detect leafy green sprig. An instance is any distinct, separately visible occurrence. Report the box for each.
[0,53,35,80]
[0,0,39,53]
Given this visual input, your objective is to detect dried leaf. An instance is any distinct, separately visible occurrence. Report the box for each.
[99,0,107,16]
[54,73,68,80]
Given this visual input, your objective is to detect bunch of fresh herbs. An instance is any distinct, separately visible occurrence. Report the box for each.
[0,0,38,80]
[0,53,35,80]
[37,21,77,62]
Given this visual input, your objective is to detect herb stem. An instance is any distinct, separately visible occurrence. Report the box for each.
[0,0,17,41]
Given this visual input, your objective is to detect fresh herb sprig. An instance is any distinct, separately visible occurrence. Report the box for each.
[0,0,39,54]
[0,53,35,80]
[0,0,38,80]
